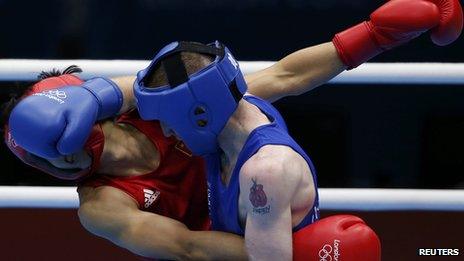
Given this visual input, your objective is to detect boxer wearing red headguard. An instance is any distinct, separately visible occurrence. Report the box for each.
[3,68,380,260]
[3,0,461,259]
[3,68,246,260]
[4,72,108,180]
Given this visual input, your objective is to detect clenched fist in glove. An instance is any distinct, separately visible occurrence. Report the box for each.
[9,76,122,159]
[293,215,381,261]
[333,0,463,69]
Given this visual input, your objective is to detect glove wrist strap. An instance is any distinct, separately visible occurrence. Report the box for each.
[82,77,123,119]
[332,21,383,69]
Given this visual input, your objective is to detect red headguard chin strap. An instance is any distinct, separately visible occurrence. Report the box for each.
[4,74,105,181]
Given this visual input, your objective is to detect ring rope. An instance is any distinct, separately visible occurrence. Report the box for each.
[0,60,463,84]
[1,60,463,211]
[0,186,463,211]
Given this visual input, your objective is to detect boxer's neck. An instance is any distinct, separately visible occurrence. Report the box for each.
[218,99,270,183]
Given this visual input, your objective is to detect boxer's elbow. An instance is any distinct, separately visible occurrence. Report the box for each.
[156,232,205,261]
[172,231,207,260]
[78,204,108,238]
[78,204,99,235]
[77,203,125,245]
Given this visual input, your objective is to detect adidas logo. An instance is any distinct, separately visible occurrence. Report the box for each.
[143,189,160,208]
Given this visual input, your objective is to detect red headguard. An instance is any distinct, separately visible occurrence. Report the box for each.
[4,74,105,180]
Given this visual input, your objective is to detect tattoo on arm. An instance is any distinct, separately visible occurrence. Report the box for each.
[249,178,270,215]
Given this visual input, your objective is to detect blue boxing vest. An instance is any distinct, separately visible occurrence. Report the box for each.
[206,95,319,235]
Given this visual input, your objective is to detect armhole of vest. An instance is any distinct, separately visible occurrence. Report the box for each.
[101,184,142,209]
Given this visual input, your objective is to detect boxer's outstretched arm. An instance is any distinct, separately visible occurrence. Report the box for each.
[109,43,343,109]
[246,0,463,102]
[78,186,247,260]
[245,42,346,103]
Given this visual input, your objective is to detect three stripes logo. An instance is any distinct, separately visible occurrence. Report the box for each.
[143,189,160,209]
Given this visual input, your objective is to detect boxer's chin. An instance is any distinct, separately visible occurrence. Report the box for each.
[47,150,91,170]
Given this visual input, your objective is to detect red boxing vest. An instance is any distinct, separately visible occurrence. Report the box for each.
[81,110,210,231]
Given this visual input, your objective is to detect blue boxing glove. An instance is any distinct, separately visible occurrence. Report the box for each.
[9,77,123,159]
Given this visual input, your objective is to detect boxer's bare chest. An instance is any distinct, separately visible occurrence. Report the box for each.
[99,122,160,177]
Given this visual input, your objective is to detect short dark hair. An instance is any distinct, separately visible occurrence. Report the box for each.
[36,65,82,80]
[0,65,82,130]
[144,52,214,88]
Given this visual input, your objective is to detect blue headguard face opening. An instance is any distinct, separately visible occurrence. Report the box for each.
[134,41,247,156]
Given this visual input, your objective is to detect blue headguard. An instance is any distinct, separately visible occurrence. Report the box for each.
[134,41,247,156]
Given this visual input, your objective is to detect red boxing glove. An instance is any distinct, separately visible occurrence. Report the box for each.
[293,215,381,261]
[333,0,463,69]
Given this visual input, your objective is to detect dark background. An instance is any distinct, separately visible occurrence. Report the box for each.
[1,0,464,188]
[2,209,462,261]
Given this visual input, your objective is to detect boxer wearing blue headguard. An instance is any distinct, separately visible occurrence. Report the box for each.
[134,40,323,260]
[133,2,464,253]
[134,41,247,155]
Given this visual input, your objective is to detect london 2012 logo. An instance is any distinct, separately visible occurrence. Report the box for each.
[318,239,341,261]
[318,244,333,261]
[33,89,67,104]
[45,90,67,99]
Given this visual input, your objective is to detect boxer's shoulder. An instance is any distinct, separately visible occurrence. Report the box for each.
[239,145,305,192]
[242,145,307,173]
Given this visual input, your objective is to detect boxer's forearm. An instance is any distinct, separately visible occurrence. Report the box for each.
[246,42,346,103]
[116,213,248,260]
[78,186,246,260]
[110,76,136,114]
[186,231,247,260]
